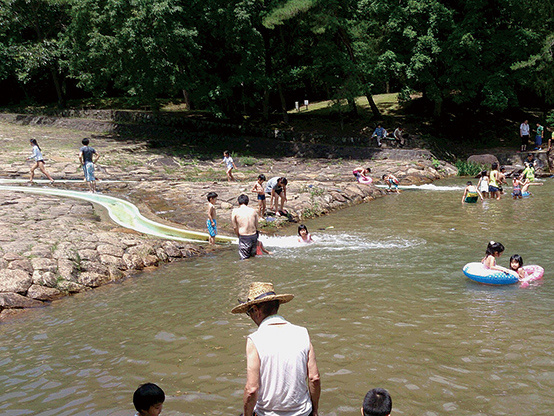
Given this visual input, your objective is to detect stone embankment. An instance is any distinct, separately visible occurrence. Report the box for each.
[0,115,457,319]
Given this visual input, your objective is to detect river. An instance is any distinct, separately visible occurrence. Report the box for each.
[1,178,553,416]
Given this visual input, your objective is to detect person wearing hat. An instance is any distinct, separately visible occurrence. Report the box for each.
[232,282,320,416]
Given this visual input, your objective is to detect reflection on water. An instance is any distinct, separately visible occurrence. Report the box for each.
[1,178,553,416]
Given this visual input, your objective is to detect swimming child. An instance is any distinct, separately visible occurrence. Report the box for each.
[512,174,523,199]
[477,170,489,199]
[382,173,400,193]
[353,167,372,184]
[256,240,273,255]
[481,241,511,273]
[27,139,55,184]
[206,191,218,245]
[509,254,526,280]
[133,383,165,416]
[461,181,482,203]
[221,150,237,181]
[298,224,313,243]
[251,174,267,218]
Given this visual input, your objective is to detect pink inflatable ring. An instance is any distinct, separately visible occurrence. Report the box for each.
[519,265,544,288]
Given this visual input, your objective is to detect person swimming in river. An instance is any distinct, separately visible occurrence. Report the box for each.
[353,167,372,184]
[382,173,400,193]
[461,181,483,203]
[482,241,511,274]
[256,240,273,255]
[298,224,313,243]
[509,254,526,280]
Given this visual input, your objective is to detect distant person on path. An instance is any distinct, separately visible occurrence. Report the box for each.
[206,191,218,245]
[265,176,288,214]
[362,388,392,416]
[133,383,165,416]
[27,139,55,184]
[477,170,489,198]
[520,120,530,152]
[372,124,386,147]
[231,194,259,259]
[461,181,483,203]
[221,150,237,181]
[79,138,100,193]
[394,126,404,147]
[488,162,501,200]
[251,174,267,218]
[231,281,320,416]
[535,123,544,150]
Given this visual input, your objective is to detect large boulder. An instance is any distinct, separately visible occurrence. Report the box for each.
[467,154,499,167]
[0,269,32,293]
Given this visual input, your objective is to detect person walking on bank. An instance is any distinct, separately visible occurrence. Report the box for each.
[535,122,544,150]
[520,120,530,152]
[27,139,55,184]
[232,282,321,416]
[79,138,100,193]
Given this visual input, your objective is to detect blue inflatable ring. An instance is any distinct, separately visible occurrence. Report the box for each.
[463,262,519,285]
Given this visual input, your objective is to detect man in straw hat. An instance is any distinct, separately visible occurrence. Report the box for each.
[232,282,321,416]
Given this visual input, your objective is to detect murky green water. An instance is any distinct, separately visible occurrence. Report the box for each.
[1,178,553,416]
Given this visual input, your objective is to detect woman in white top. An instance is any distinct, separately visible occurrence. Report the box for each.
[27,139,54,184]
[477,170,489,199]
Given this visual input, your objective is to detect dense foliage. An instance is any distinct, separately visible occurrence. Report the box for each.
[0,0,552,119]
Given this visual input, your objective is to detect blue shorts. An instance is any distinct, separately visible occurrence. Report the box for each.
[83,162,95,182]
[488,186,499,193]
[257,194,266,201]
[535,135,542,146]
[206,219,217,237]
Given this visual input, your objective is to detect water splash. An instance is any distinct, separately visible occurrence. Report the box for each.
[375,183,464,191]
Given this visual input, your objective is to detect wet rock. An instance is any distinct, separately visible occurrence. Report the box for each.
[57,259,77,281]
[0,269,32,293]
[467,154,499,166]
[80,261,108,275]
[162,241,182,258]
[99,254,126,270]
[78,249,100,262]
[27,284,62,301]
[78,272,108,287]
[142,254,159,267]
[122,253,144,270]
[56,280,86,293]
[0,292,44,308]
[155,248,169,262]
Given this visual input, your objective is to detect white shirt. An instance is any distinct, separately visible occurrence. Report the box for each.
[30,145,44,161]
[265,177,280,193]
[223,156,234,169]
[520,123,530,136]
[249,315,312,416]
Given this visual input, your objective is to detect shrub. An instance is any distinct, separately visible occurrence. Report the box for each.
[455,160,486,176]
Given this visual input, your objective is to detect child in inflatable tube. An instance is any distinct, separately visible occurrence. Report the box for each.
[482,241,511,274]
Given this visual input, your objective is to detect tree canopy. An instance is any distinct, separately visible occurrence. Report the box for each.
[0,0,552,120]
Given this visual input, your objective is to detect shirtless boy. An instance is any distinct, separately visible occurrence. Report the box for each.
[231,194,259,259]
[251,174,267,218]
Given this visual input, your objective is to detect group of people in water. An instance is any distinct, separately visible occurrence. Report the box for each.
[462,158,543,203]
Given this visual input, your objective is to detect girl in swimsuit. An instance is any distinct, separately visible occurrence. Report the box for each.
[27,139,55,184]
[481,241,511,273]
[509,254,526,280]
[512,174,523,199]
[477,171,489,199]
[461,181,482,203]
[298,224,313,243]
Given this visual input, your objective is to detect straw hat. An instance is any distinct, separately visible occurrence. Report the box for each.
[231,282,294,314]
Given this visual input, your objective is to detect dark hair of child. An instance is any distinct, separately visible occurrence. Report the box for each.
[467,181,472,186]
[365,167,371,173]
[485,241,505,256]
[237,194,249,205]
[298,224,309,236]
[224,150,230,156]
[480,170,487,177]
[207,191,218,201]
[30,139,41,150]
[82,138,90,146]
[362,387,392,416]
[491,162,498,170]
[133,383,165,413]
[510,254,523,270]
[258,174,266,181]
[381,174,387,180]
[279,177,288,185]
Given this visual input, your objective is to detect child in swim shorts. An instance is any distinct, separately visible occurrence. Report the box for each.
[252,174,267,218]
[206,192,218,244]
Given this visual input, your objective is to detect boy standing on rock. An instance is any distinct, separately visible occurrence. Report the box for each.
[79,138,100,193]
[207,192,218,245]
[251,174,267,218]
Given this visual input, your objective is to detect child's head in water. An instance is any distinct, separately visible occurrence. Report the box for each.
[485,241,505,257]
[362,387,392,416]
[298,224,309,237]
[510,254,523,271]
[133,383,165,416]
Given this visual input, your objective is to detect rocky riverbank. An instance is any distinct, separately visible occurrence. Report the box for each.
[0,118,457,320]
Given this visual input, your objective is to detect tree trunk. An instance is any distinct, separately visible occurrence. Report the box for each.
[348,97,358,116]
[433,99,443,118]
[365,93,381,118]
[182,89,192,110]
[278,83,289,124]
[50,68,65,108]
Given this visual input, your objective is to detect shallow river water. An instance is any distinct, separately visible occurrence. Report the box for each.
[1,178,554,416]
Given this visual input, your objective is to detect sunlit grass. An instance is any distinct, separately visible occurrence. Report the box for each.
[288,93,402,116]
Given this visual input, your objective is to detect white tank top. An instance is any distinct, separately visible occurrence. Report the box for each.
[249,315,312,416]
